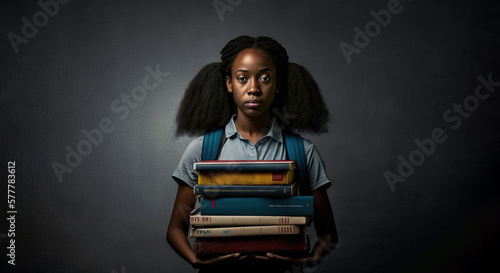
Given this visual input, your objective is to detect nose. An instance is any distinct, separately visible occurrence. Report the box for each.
[247,79,261,95]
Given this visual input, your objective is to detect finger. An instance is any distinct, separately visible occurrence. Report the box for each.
[253,255,271,261]
[236,254,250,260]
[228,253,241,258]
[219,253,240,261]
[266,252,289,261]
[266,252,301,264]
[200,253,240,266]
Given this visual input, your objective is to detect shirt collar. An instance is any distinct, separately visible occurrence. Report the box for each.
[225,114,284,142]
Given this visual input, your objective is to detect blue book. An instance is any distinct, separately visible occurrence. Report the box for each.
[194,183,297,198]
[200,196,314,216]
[193,160,295,172]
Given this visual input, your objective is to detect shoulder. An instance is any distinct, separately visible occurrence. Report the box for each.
[296,135,332,191]
[301,137,321,161]
[285,132,322,162]
[180,135,205,161]
[300,137,315,150]
[187,135,205,149]
[294,135,325,168]
[287,133,316,157]
[171,135,205,188]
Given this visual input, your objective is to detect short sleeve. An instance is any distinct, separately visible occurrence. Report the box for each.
[303,138,331,191]
[172,136,204,188]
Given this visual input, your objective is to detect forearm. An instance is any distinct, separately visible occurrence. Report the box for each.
[310,187,338,262]
[311,227,337,261]
[167,226,197,266]
[167,182,198,267]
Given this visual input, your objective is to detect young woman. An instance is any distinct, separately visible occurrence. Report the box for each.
[167,36,337,273]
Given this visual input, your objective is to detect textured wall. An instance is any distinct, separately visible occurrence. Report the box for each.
[1,0,499,272]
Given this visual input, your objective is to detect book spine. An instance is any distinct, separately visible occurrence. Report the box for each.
[194,184,297,198]
[190,225,301,237]
[190,214,308,226]
[194,233,310,255]
[200,196,314,216]
[198,170,294,185]
[194,162,294,172]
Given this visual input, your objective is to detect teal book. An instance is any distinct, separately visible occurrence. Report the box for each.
[200,196,314,216]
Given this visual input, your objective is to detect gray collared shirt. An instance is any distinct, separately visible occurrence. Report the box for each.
[172,115,331,191]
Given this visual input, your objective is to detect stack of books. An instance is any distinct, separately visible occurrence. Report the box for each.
[189,160,313,257]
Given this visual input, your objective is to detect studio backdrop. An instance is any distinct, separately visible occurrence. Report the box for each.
[1,0,499,272]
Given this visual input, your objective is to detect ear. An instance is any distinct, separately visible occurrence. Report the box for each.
[226,76,233,93]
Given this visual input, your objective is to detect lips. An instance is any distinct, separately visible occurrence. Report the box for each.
[245,99,262,107]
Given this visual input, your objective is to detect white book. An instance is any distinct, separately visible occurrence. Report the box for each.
[190,210,310,226]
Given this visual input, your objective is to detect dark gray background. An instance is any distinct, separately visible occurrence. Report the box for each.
[1,0,499,272]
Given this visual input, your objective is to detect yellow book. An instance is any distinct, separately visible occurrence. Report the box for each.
[198,170,294,185]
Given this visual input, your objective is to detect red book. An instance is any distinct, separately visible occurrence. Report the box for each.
[193,232,310,256]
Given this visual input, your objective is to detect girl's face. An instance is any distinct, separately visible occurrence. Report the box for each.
[226,48,278,119]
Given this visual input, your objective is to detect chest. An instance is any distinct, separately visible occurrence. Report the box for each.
[217,136,287,160]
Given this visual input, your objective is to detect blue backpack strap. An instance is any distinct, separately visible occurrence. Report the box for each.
[284,132,311,196]
[202,128,225,161]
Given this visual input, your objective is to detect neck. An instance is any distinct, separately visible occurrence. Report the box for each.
[234,112,272,138]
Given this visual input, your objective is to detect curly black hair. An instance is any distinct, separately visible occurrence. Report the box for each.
[175,36,329,136]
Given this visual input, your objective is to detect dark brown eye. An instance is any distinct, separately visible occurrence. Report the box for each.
[260,75,270,82]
